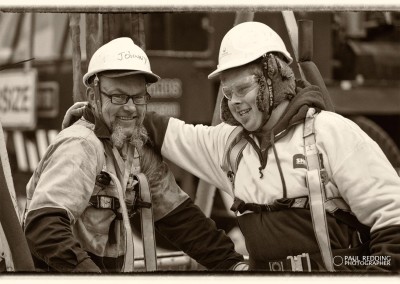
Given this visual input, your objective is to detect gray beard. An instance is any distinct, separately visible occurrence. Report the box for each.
[110,123,149,151]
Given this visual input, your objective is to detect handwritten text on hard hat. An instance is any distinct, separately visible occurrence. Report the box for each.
[117,51,147,64]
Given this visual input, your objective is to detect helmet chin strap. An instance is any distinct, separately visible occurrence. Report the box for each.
[93,74,104,120]
[262,53,275,117]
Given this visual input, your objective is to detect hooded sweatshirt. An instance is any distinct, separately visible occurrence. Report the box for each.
[144,81,400,271]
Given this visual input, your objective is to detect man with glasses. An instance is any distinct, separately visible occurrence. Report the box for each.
[23,37,245,272]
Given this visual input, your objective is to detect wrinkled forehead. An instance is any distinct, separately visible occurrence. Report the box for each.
[220,62,262,86]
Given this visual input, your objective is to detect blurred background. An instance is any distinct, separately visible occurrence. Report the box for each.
[0,10,399,270]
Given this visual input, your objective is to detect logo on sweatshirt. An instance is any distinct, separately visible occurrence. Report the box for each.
[293,154,307,169]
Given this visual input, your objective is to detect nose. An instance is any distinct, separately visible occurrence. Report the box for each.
[122,98,137,111]
[230,92,242,104]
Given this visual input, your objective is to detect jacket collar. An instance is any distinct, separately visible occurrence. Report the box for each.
[82,106,111,139]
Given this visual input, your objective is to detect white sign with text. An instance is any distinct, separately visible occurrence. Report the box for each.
[0,69,37,129]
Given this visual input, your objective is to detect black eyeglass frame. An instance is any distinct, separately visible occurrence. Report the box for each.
[100,91,151,105]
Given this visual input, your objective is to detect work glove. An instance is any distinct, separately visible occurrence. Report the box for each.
[61,101,88,129]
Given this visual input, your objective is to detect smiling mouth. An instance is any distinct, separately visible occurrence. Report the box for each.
[117,116,136,121]
[238,109,251,116]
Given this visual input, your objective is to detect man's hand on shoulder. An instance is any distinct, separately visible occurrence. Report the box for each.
[62,101,88,129]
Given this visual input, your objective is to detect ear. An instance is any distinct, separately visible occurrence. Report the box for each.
[86,87,99,111]
[86,87,95,101]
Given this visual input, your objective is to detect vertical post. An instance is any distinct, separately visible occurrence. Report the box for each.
[102,13,145,49]
[131,13,146,49]
[86,14,102,64]
[69,13,85,103]
[0,13,35,272]
[0,122,35,271]
[24,13,34,71]
[282,11,305,80]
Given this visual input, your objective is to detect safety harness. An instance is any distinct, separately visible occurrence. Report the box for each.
[221,107,370,272]
[89,74,157,271]
[91,145,157,272]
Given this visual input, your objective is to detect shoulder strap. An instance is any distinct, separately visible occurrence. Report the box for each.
[303,108,334,272]
[135,173,157,271]
[221,126,248,177]
[125,147,157,271]
[107,171,135,272]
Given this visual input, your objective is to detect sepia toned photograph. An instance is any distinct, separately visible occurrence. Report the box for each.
[0,1,399,279]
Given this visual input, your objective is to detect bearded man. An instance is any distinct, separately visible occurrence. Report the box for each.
[23,37,245,273]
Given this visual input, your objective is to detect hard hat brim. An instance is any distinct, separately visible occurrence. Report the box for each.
[207,56,260,79]
[83,69,160,87]
[208,52,293,80]
[102,70,160,82]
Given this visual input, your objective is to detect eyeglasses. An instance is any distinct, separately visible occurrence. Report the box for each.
[221,75,259,101]
[101,92,151,105]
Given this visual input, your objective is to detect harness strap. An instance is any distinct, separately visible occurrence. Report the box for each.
[332,210,371,243]
[221,126,245,173]
[325,197,350,214]
[230,196,309,214]
[108,172,135,273]
[135,173,157,271]
[229,138,248,175]
[303,108,334,272]
[125,148,141,217]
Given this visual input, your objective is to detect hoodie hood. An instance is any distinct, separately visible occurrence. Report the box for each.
[254,79,327,140]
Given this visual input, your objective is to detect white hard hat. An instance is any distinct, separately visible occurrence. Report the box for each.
[83,37,160,87]
[208,22,293,79]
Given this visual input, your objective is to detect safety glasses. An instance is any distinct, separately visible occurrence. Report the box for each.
[221,75,259,101]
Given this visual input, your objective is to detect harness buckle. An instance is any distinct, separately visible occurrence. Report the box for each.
[320,169,329,185]
[227,170,235,183]
[287,253,311,272]
[269,261,284,271]
[99,196,113,209]
[291,197,309,208]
